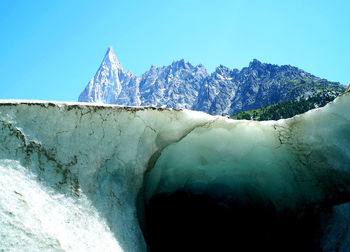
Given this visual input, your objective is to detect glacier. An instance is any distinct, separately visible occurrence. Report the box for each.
[0,93,349,251]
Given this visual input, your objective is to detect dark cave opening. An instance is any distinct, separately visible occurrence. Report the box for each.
[140,186,323,252]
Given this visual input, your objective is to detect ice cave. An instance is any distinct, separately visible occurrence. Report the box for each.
[0,92,350,251]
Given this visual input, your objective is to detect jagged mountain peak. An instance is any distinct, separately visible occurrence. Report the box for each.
[168,59,209,75]
[78,47,135,104]
[170,59,192,70]
[213,65,239,78]
[248,59,264,68]
[79,48,345,116]
[102,46,122,69]
[215,64,231,73]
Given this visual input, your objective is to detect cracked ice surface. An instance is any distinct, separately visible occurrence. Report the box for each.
[0,93,349,251]
[0,102,212,251]
[145,94,350,212]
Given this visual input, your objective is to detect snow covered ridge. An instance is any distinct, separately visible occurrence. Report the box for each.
[78,47,344,116]
[0,93,349,251]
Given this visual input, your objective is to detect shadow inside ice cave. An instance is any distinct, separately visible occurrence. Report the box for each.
[139,184,326,252]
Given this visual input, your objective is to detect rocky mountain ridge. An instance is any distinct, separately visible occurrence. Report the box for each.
[78,47,345,116]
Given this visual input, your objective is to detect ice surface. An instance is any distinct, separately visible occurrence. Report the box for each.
[0,102,211,251]
[145,94,350,212]
[0,160,121,251]
[0,93,349,251]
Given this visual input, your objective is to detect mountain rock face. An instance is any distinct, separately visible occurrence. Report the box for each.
[138,60,208,109]
[1,93,350,251]
[78,47,138,105]
[79,47,208,110]
[79,47,345,116]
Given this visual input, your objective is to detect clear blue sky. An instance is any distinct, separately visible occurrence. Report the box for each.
[0,0,349,101]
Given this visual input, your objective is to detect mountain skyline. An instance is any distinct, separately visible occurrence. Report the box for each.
[79,47,345,116]
[1,1,349,102]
